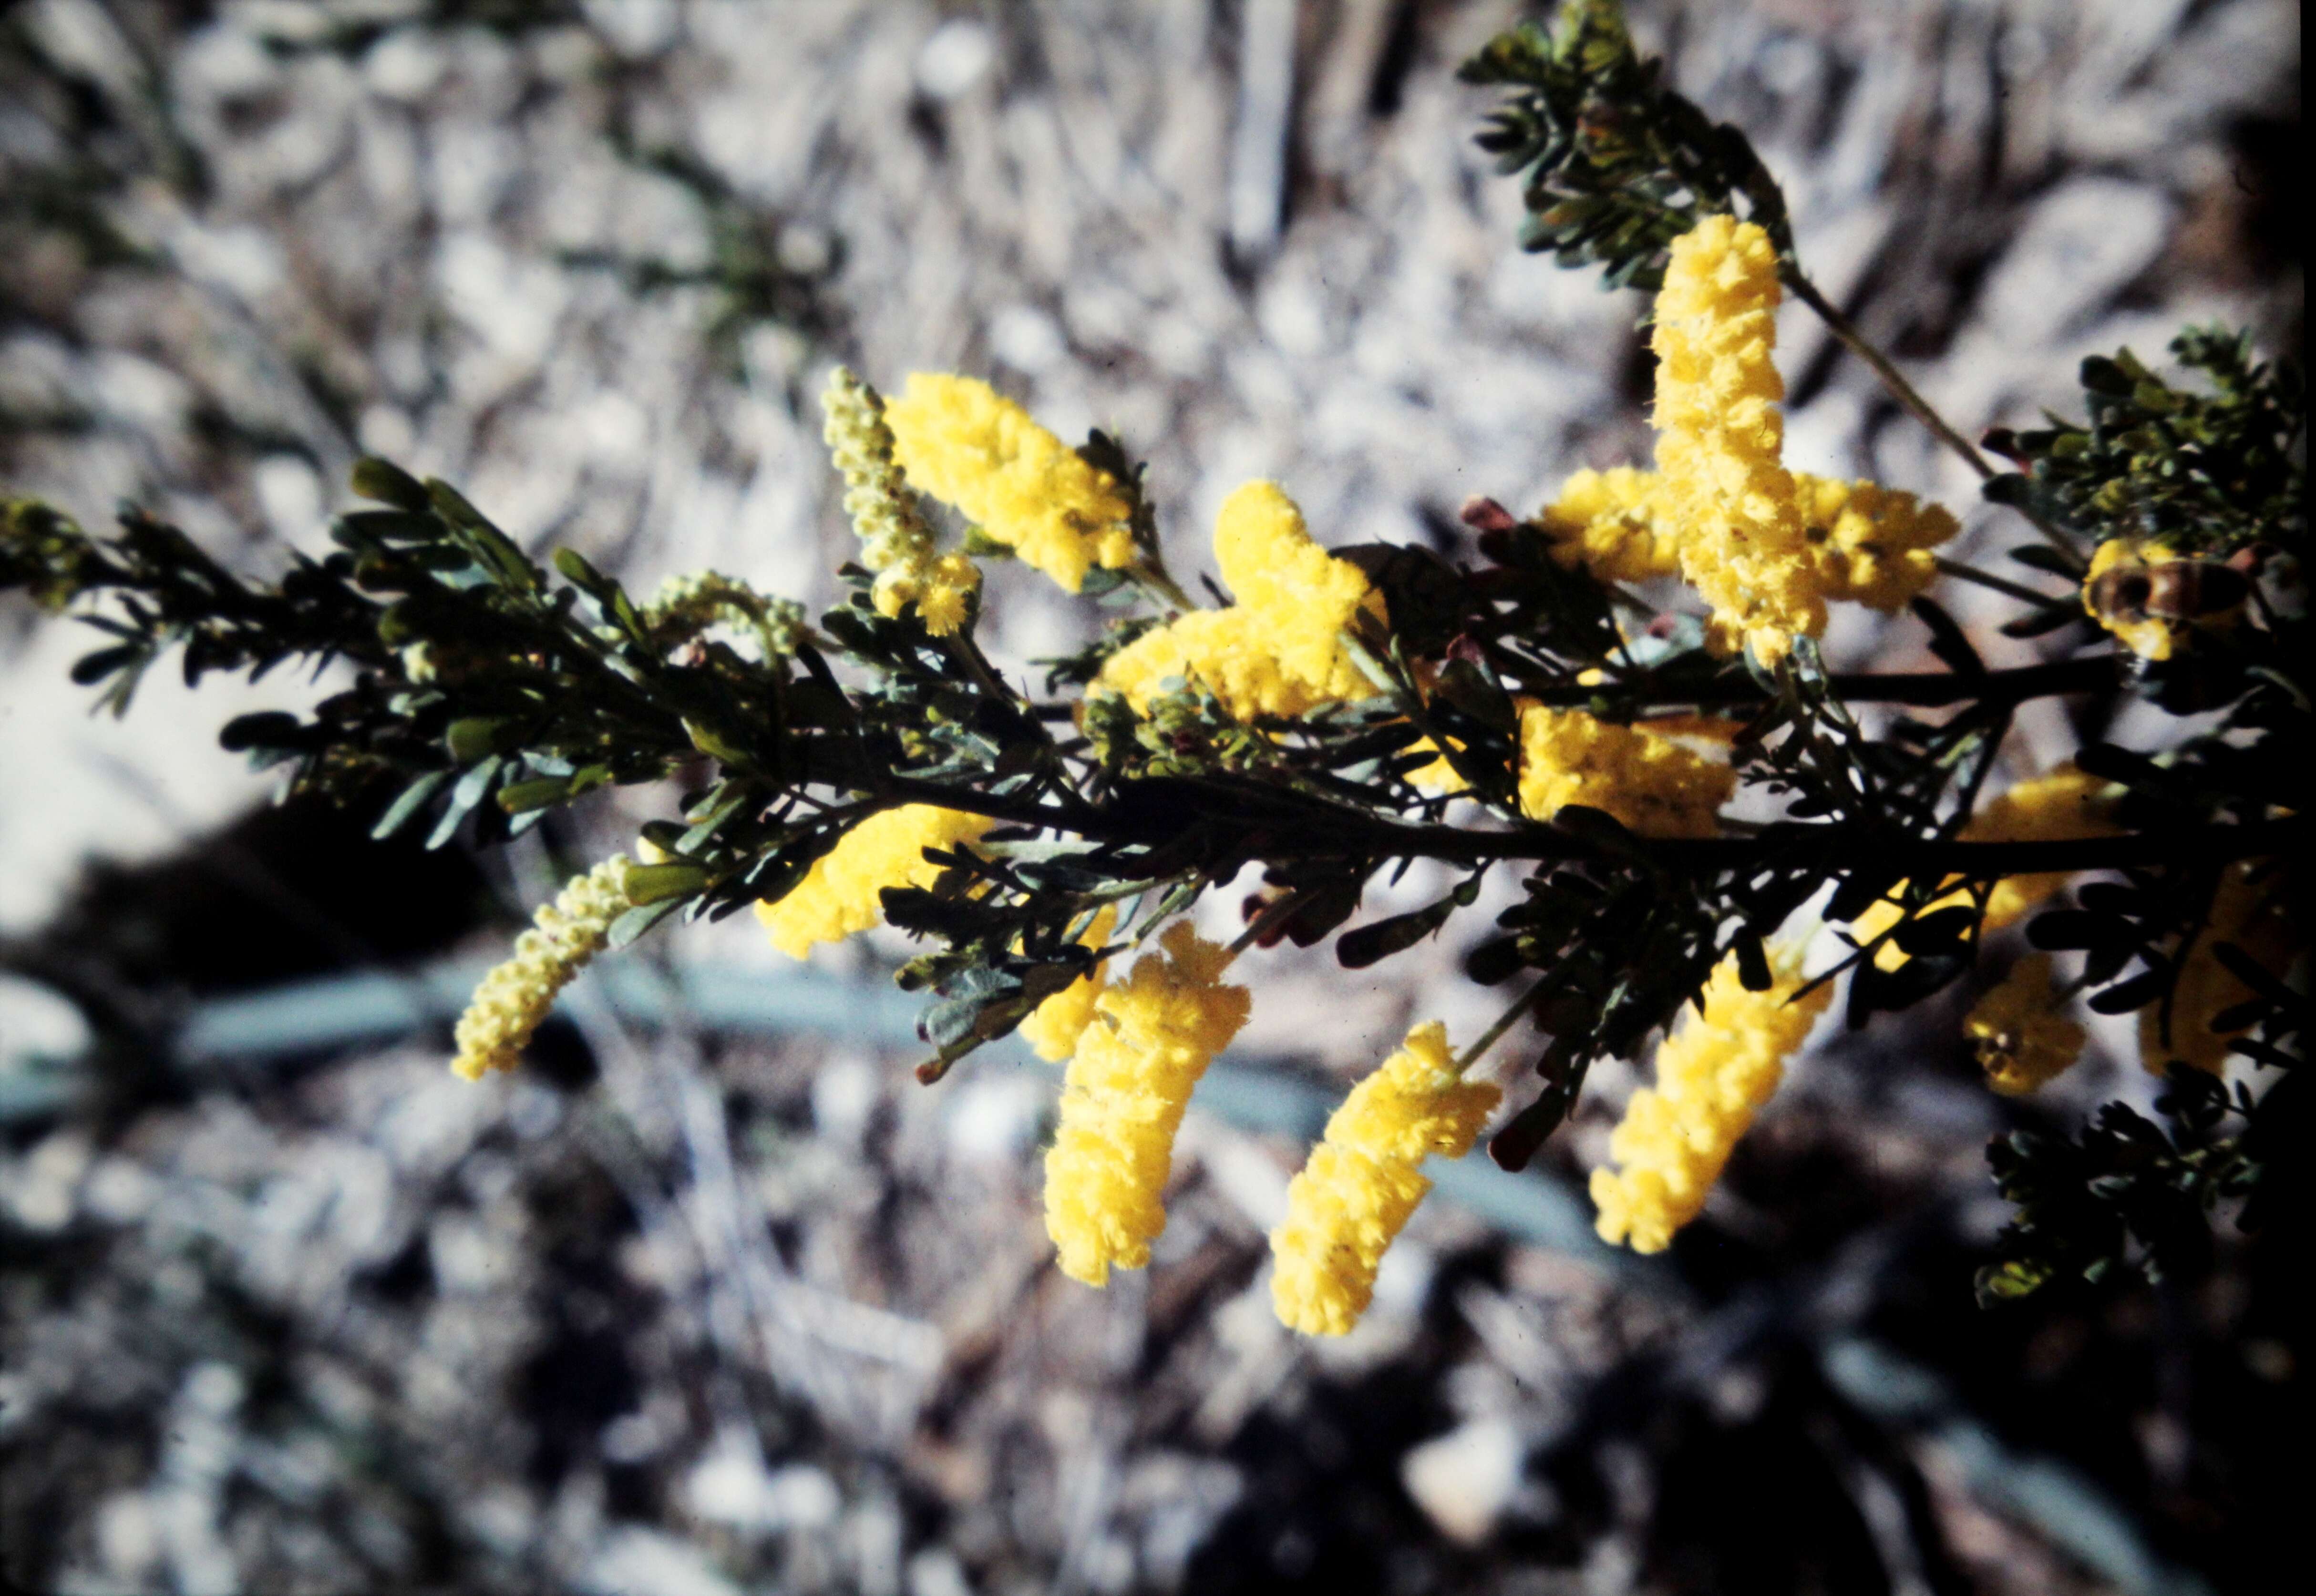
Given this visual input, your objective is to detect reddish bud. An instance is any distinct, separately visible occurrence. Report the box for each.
[1459,495,1519,534]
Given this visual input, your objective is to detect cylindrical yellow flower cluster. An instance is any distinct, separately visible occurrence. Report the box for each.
[1269,1022,1501,1336]
[1096,481,1376,720]
[1018,906,1117,1063]
[2145,860,2293,1075]
[1590,949,1832,1252]
[1516,704,1735,838]
[1793,474,1960,613]
[1966,954,2085,1095]
[1533,466,1957,623]
[1651,215,1822,664]
[1210,481,1378,692]
[451,856,634,1081]
[755,804,992,960]
[821,367,980,635]
[1536,465,1683,583]
[885,373,1136,593]
[1043,922,1250,1286]
[1097,609,1341,721]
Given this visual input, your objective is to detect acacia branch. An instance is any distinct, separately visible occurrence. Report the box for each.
[882,770,2299,882]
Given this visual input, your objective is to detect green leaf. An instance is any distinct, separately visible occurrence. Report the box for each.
[446,716,518,763]
[623,862,710,905]
[607,898,685,950]
[371,770,452,840]
[496,777,572,814]
[218,710,304,751]
[350,456,432,512]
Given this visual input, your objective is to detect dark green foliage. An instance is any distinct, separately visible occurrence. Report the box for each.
[1984,328,2305,558]
[1977,1067,2278,1307]
[1459,0,1793,291]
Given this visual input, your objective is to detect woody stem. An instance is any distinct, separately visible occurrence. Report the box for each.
[1933,555,2071,608]
[1787,273,2081,567]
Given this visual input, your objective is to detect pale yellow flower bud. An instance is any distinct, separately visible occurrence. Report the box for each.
[451,856,635,1081]
[822,368,979,635]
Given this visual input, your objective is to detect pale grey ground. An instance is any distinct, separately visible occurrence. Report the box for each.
[0,2,2299,1593]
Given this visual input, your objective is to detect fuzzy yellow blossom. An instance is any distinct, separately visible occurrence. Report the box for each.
[451,857,634,1081]
[1966,954,2085,1095]
[1651,215,1822,663]
[1535,466,1957,620]
[1019,906,1118,1064]
[1793,473,1961,612]
[1537,465,1683,583]
[755,805,991,960]
[2082,539,2182,661]
[1270,1022,1500,1336]
[2142,861,2294,1075]
[1214,481,1379,689]
[1850,762,2120,965]
[821,368,979,635]
[1590,950,1832,1252]
[1097,608,1342,720]
[884,373,1135,593]
[1095,481,1378,719]
[1044,923,1251,1285]
[1516,704,1735,838]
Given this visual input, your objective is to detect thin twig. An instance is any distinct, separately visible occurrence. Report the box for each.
[1454,973,1552,1075]
[1787,274,1991,479]
[1788,273,2084,567]
[1932,555,2071,608]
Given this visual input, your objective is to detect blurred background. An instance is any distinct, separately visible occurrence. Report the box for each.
[0,1,2299,1592]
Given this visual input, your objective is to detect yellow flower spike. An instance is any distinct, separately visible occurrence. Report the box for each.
[820,367,978,636]
[1589,948,1832,1252]
[1091,481,1378,720]
[1795,474,1960,614]
[1966,954,2085,1095]
[1095,607,1338,721]
[2144,861,2293,1076]
[1537,465,1684,584]
[1210,481,1376,694]
[1516,704,1735,839]
[452,856,635,1081]
[1534,465,1958,619]
[1270,1022,1501,1336]
[1650,215,1822,663]
[884,373,1136,592]
[754,805,991,960]
[1019,906,1118,1064]
[1972,764,2122,927]
[1043,922,1250,1286]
